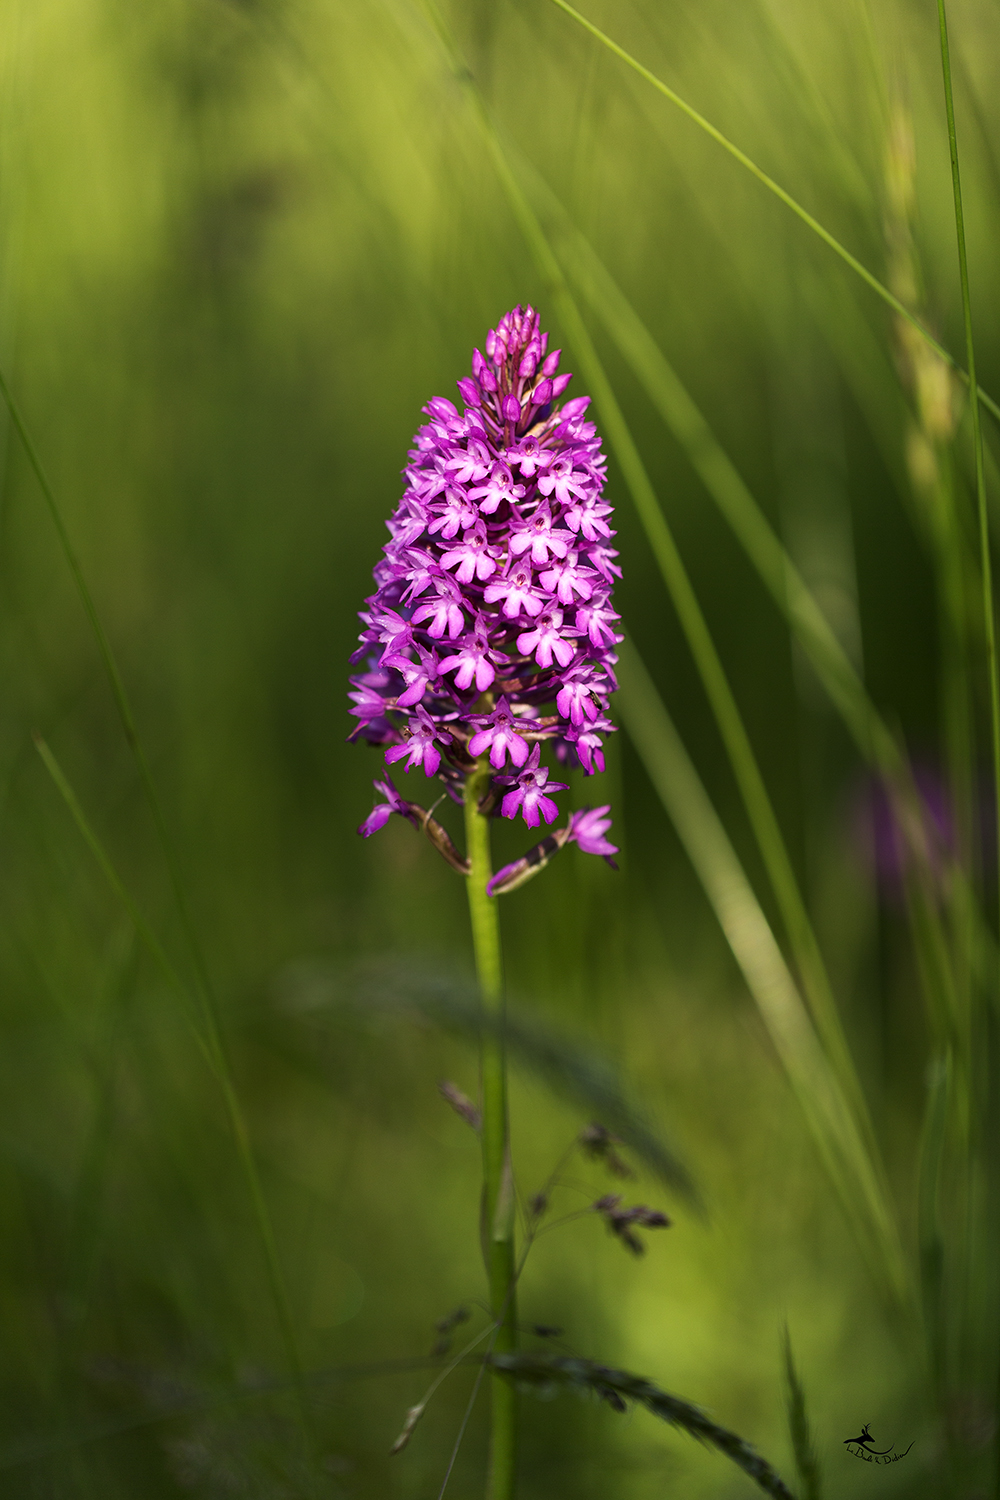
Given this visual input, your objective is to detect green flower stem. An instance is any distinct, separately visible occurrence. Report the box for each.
[463,761,517,1500]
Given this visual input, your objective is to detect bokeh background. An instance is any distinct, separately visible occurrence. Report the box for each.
[1,0,999,1495]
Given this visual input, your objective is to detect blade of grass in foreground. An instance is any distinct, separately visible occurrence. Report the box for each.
[545,0,1000,430]
[32,735,313,1444]
[616,639,909,1300]
[418,0,897,1276]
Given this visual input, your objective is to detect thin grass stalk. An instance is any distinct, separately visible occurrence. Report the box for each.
[935,0,1000,929]
[746,0,874,219]
[33,736,205,1030]
[934,17,1000,1488]
[917,1051,950,1405]
[32,735,312,1446]
[420,7,883,1176]
[545,0,1000,429]
[616,639,909,1299]
[782,1327,822,1500]
[0,369,217,1011]
[934,456,976,1145]
[463,762,517,1500]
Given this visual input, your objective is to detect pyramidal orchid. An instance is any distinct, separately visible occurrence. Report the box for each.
[349,303,621,881]
[349,306,620,1500]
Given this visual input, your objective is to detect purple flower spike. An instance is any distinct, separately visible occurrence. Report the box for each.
[349,304,621,872]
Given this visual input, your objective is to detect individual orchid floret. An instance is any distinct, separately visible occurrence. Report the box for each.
[483,560,544,621]
[470,462,526,514]
[440,522,497,584]
[468,697,531,771]
[384,707,450,776]
[496,745,568,828]
[487,804,620,895]
[358,778,415,838]
[508,501,572,567]
[357,776,470,874]
[566,724,610,775]
[516,609,576,671]
[566,806,619,866]
[437,620,501,693]
[349,304,622,876]
[411,581,466,640]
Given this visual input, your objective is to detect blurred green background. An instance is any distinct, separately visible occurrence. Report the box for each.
[1,0,999,1495]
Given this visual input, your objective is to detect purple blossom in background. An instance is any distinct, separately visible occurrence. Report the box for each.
[851,765,959,904]
[350,305,621,875]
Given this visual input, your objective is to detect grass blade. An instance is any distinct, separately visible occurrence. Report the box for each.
[32,736,312,1442]
[935,0,1000,928]
[32,735,196,1018]
[615,639,908,1299]
[520,159,882,764]
[0,366,217,1012]
[416,0,887,1207]
[783,1326,822,1500]
[545,0,1000,429]
[415,0,907,1285]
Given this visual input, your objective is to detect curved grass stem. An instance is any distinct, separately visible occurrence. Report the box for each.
[463,762,517,1500]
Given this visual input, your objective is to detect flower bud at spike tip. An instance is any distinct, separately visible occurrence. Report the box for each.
[348,307,621,870]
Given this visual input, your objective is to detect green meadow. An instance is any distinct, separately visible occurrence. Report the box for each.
[1,0,999,1495]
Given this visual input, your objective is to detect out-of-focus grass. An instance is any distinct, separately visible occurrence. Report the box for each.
[1,0,999,1495]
